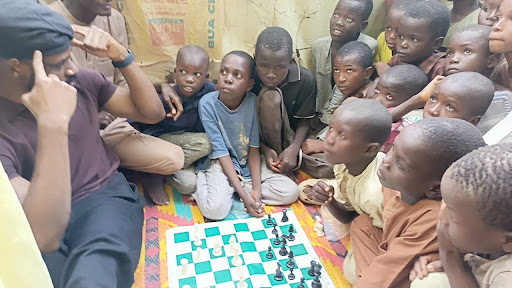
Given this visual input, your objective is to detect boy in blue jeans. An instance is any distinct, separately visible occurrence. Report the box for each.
[195,51,298,220]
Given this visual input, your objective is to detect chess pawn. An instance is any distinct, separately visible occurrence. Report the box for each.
[180,258,189,276]
[213,241,223,257]
[195,247,203,261]
[231,248,243,267]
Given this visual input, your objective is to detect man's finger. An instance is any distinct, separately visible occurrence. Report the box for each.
[71,24,90,37]
[48,74,60,81]
[72,38,84,48]
[31,50,47,83]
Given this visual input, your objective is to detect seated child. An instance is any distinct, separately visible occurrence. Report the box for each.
[302,41,375,162]
[312,0,377,119]
[374,0,424,64]
[423,72,495,126]
[298,99,392,240]
[373,64,429,152]
[442,0,479,47]
[252,27,319,177]
[344,117,487,288]
[387,0,451,80]
[195,51,299,220]
[490,0,512,91]
[140,45,215,203]
[444,25,512,134]
[478,0,502,26]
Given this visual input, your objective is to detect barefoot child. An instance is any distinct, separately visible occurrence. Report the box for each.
[194,51,298,220]
[141,45,216,202]
[344,118,486,288]
[299,99,391,239]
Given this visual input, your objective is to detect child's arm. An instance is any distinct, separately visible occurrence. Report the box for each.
[305,181,358,223]
[217,155,263,217]
[390,76,444,122]
[248,146,264,216]
[278,118,310,173]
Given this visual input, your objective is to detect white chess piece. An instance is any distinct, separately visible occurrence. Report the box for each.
[231,248,242,267]
[180,258,189,275]
[195,247,203,261]
[314,215,325,237]
[193,223,202,246]
[237,270,248,288]
[229,235,236,252]
[213,241,222,257]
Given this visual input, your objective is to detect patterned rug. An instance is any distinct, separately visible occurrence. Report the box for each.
[132,171,352,288]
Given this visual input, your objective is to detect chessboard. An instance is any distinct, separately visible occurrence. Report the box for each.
[166,210,335,288]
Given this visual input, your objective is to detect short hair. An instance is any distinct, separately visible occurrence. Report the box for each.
[338,0,374,21]
[337,98,392,145]
[403,1,451,39]
[381,64,429,100]
[442,72,495,116]
[446,144,512,231]
[336,41,373,69]
[255,27,293,60]
[452,24,493,56]
[411,118,486,178]
[176,45,210,71]
[389,0,425,13]
[224,50,256,79]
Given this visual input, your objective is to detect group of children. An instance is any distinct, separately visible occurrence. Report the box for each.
[2,0,512,287]
[138,0,512,287]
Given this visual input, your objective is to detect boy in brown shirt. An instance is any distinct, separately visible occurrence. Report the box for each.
[344,117,486,288]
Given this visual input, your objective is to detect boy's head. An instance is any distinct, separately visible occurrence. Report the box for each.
[254,27,293,89]
[218,51,255,100]
[424,72,495,125]
[440,144,512,254]
[330,0,373,45]
[373,64,428,108]
[324,98,392,166]
[384,0,424,53]
[396,1,450,64]
[378,118,486,205]
[174,45,209,97]
[333,41,374,96]
[489,0,512,54]
[445,25,499,77]
[479,0,503,26]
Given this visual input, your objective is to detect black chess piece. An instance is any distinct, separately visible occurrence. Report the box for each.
[266,214,273,225]
[308,260,317,277]
[314,263,322,276]
[287,226,296,241]
[281,209,289,222]
[273,233,281,245]
[288,267,295,280]
[281,235,287,246]
[266,246,274,259]
[311,275,322,288]
[272,225,278,235]
[279,242,288,256]
[274,263,284,281]
[286,251,295,269]
[297,277,306,288]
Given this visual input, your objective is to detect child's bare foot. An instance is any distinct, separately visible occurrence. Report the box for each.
[143,173,170,205]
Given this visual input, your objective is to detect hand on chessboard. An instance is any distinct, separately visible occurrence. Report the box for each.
[309,181,334,205]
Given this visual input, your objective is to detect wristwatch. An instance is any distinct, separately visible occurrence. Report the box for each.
[112,49,135,68]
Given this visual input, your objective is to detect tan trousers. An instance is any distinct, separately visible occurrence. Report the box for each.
[100,118,184,175]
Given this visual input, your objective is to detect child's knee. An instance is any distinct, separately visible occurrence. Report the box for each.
[199,202,231,220]
[410,272,450,288]
[259,89,282,109]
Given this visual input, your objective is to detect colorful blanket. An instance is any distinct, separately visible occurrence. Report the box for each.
[132,171,352,288]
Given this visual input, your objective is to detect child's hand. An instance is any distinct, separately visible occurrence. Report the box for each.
[97,111,115,129]
[310,181,334,205]
[244,196,265,218]
[264,148,281,173]
[417,75,444,102]
[277,147,298,174]
[250,189,262,207]
[301,139,325,155]
[160,83,183,121]
[409,253,443,281]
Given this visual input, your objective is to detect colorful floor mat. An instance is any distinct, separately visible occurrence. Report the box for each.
[132,171,352,288]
